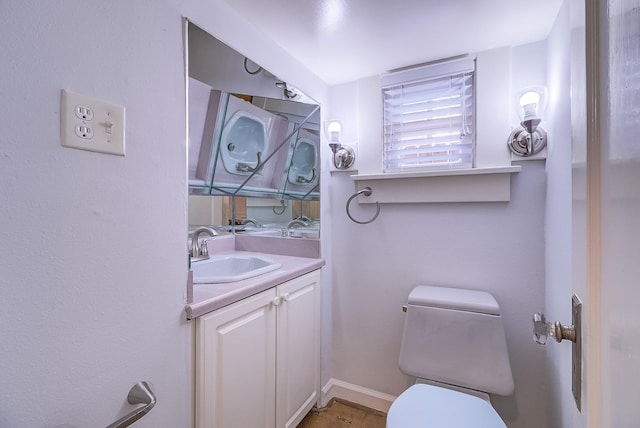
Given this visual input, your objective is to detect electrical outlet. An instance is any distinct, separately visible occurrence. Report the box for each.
[60,89,125,156]
[74,124,94,139]
[74,105,94,120]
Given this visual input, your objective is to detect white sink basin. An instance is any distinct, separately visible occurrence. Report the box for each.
[192,253,281,283]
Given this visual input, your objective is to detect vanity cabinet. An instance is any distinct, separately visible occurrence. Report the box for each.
[195,270,321,428]
[275,270,321,428]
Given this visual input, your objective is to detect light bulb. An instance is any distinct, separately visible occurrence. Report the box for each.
[519,91,541,107]
[520,91,541,121]
[327,121,342,143]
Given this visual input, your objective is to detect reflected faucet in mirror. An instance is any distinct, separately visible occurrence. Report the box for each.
[241,218,261,227]
[287,218,309,229]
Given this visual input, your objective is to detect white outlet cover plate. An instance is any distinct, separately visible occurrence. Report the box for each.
[60,89,125,156]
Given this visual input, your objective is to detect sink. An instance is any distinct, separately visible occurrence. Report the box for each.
[220,111,268,176]
[287,137,317,184]
[192,253,281,283]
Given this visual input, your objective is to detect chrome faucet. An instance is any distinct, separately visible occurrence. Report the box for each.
[191,227,218,260]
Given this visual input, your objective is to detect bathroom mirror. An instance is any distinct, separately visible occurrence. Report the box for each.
[186,20,320,233]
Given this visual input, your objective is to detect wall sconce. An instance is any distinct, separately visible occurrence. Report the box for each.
[507,86,548,157]
[327,120,355,169]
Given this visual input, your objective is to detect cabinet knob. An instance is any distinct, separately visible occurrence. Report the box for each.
[272,296,282,307]
[282,293,291,302]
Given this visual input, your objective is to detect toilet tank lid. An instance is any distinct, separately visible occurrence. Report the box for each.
[408,286,500,315]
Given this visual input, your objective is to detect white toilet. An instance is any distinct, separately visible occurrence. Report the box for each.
[387,285,514,428]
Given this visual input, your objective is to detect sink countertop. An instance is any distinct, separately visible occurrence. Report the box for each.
[185,235,324,319]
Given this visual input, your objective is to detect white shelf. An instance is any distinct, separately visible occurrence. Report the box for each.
[349,166,521,203]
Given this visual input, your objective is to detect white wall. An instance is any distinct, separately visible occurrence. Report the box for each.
[0,1,327,427]
[0,2,190,426]
[543,2,578,427]
[325,43,550,428]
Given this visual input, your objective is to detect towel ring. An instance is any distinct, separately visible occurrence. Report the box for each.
[346,187,380,224]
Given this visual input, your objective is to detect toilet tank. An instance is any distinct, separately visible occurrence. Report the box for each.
[399,286,514,396]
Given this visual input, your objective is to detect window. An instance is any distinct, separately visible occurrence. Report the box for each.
[382,57,475,173]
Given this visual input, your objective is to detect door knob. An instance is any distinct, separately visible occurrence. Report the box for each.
[532,294,583,412]
[533,312,576,345]
[532,312,551,345]
[552,320,576,343]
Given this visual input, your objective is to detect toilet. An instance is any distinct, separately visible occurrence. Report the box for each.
[387,286,514,428]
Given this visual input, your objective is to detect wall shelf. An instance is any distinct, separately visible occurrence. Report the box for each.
[350,166,521,203]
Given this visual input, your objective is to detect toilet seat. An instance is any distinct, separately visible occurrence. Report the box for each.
[386,384,506,428]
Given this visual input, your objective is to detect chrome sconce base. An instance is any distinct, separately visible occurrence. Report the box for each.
[507,126,547,157]
[330,143,356,169]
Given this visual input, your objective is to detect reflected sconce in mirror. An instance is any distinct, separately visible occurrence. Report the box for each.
[327,120,355,169]
[507,86,548,157]
[275,81,301,100]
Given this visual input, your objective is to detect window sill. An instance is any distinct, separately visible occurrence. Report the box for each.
[350,166,521,203]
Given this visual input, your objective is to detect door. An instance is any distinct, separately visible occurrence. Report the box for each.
[576,0,640,426]
[276,271,321,428]
[196,289,278,428]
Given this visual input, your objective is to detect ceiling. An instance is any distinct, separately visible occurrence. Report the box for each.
[223,0,563,85]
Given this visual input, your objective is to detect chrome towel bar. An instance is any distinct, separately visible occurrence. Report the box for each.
[105,381,156,428]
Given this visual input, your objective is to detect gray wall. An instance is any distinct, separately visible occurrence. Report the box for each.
[323,39,556,427]
[328,162,547,428]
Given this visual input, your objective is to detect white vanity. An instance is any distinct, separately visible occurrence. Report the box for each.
[195,270,320,428]
[186,235,323,428]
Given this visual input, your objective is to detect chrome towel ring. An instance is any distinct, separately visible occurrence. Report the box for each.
[346,187,380,224]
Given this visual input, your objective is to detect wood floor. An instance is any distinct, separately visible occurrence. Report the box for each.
[297,400,387,428]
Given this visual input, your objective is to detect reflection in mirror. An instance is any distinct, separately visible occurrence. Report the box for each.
[188,196,319,228]
[186,21,320,238]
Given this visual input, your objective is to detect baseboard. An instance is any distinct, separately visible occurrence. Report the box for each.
[321,378,396,413]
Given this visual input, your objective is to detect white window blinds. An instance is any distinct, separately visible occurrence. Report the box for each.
[382,57,475,173]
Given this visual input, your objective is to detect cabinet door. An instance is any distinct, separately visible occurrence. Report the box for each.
[196,289,278,428]
[276,270,321,428]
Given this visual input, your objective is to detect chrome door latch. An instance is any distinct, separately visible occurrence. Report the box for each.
[532,294,583,412]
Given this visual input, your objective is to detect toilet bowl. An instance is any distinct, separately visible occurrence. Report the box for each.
[387,384,506,428]
[386,285,513,428]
